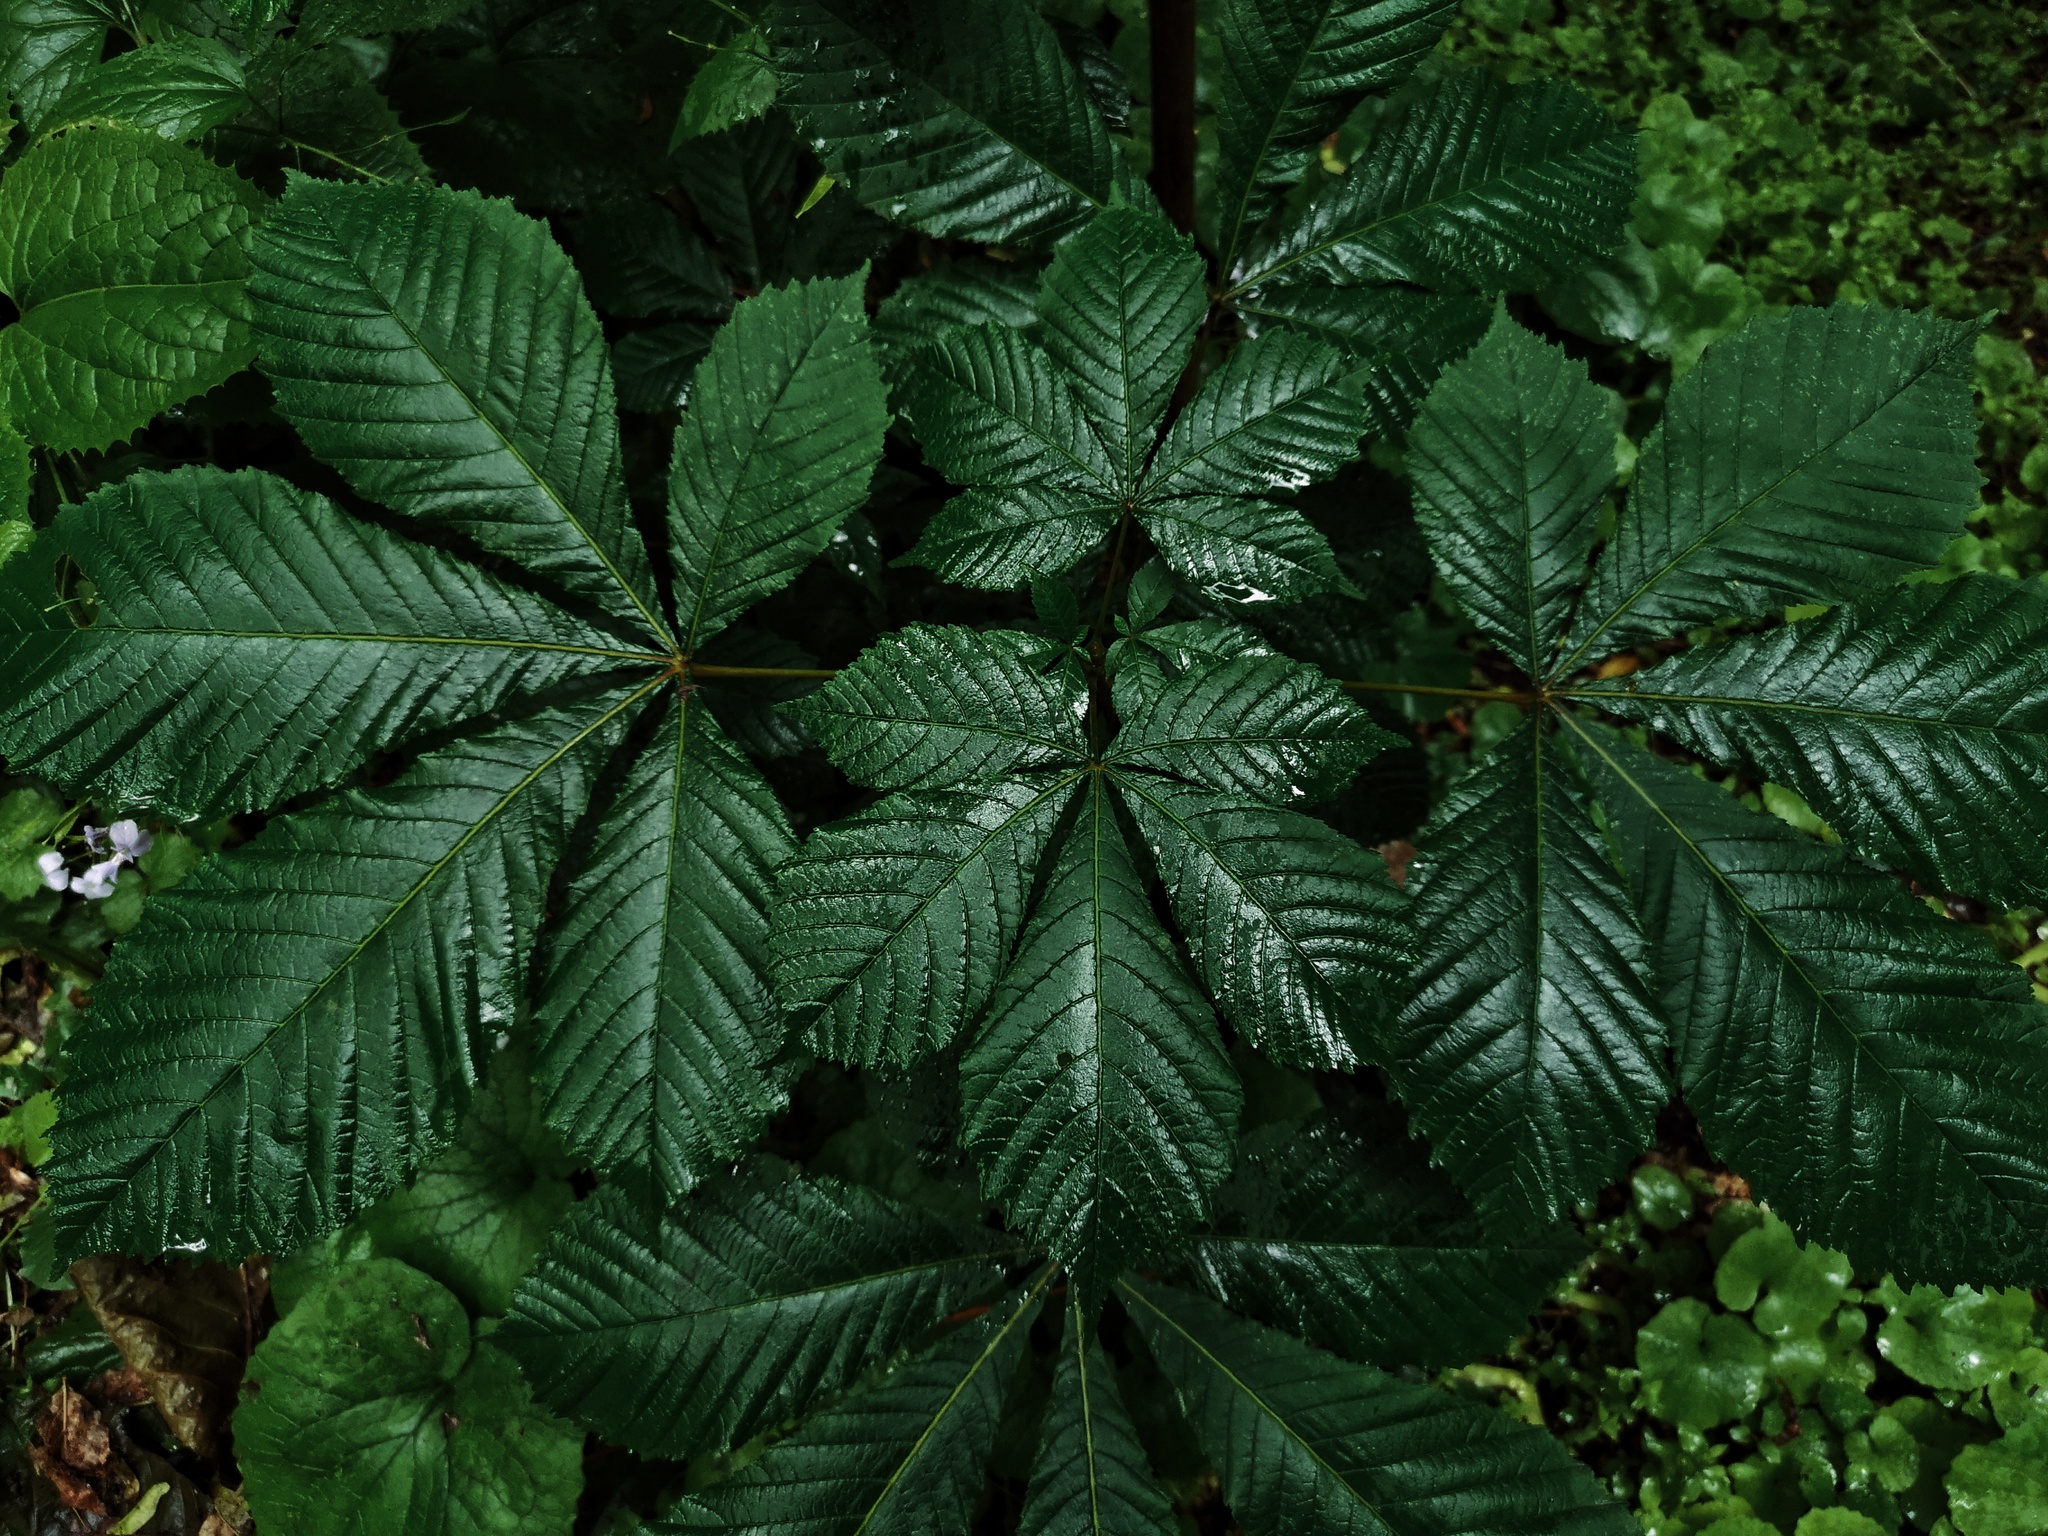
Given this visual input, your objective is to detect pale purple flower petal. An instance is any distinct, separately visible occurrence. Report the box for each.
[37,850,67,892]
[108,820,152,862]
[71,859,123,900]
[82,824,107,855]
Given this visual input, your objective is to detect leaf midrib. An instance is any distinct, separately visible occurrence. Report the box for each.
[98,677,661,1233]
[1572,683,2047,740]
[1117,1277,1396,1524]
[93,622,663,661]
[1555,709,2025,1224]
[1560,341,1955,671]
[301,198,668,646]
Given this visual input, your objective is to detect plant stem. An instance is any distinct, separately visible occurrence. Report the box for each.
[1340,680,1535,704]
[689,663,840,680]
[1149,0,1198,235]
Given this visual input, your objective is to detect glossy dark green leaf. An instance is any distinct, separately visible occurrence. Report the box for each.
[249,178,666,640]
[960,775,1241,1309]
[1230,70,1634,297]
[792,626,1089,792]
[1567,306,1981,663]
[0,124,264,451]
[1038,207,1206,490]
[1582,577,2048,908]
[574,201,731,323]
[872,257,1042,372]
[1020,1307,1176,1536]
[1,0,112,132]
[1110,651,1396,805]
[661,1271,1053,1536]
[46,34,245,141]
[772,775,1082,1067]
[1387,720,1667,1235]
[229,37,430,186]
[500,1171,1026,1459]
[1407,310,1615,679]
[1146,331,1365,501]
[902,321,1121,585]
[1571,721,2048,1286]
[613,322,718,413]
[1189,1100,1581,1370]
[770,0,1147,246]
[1141,495,1350,606]
[1240,282,1490,439]
[669,271,888,649]
[1119,777,1409,1071]
[239,1258,583,1536]
[675,30,777,143]
[1213,0,1458,270]
[532,696,794,1205]
[47,687,643,1262]
[0,466,655,820]
[1120,1278,1633,1536]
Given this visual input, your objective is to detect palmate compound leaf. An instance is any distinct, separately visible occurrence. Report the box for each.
[238,1257,583,1536]
[669,267,888,650]
[905,207,1366,600]
[1188,1098,1582,1371]
[500,1168,1029,1459]
[248,176,667,641]
[0,466,660,821]
[1386,719,1668,1236]
[1564,305,1981,667]
[1212,0,1459,274]
[1019,1304,1178,1536]
[961,771,1244,1311]
[1405,309,1616,680]
[1568,719,2048,1286]
[660,1267,1057,1536]
[0,123,265,451]
[1120,1278,1632,1536]
[769,0,1149,247]
[1581,576,2048,909]
[47,683,653,1262]
[1227,68,1635,298]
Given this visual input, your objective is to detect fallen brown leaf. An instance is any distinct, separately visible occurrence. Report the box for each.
[72,1255,255,1460]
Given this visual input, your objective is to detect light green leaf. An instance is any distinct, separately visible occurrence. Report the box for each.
[238,1258,582,1536]
[0,1090,56,1166]
[669,271,888,650]
[501,1170,1026,1459]
[0,466,656,820]
[1118,776,1409,1071]
[770,0,1149,246]
[663,1271,1053,1536]
[1038,207,1206,491]
[248,178,665,639]
[1230,69,1634,297]
[0,420,28,567]
[1189,1099,1582,1370]
[1408,310,1615,679]
[1638,1297,1771,1428]
[1020,1307,1176,1536]
[1872,1278,2034,1391]
[45,35,245,141]
[357,1039,575,1317]
[1213,0,1458,270]
[532,695,794,1204]
[792,625,1089,792]
[1581,577,2048,908]
[1568,306,1981,662]
[47,687,644,1262]
[1573,721,2048,1285]
[674,31,777,145]
[0,124,265,451]
[1110,650,1396,804]
[1947,1420,2048,1536]
[1120,1277,1633,1536]
[1387,719,1667,1235]
[960,775,1241,1309]
[772,775,1081,1068]
[1,0,112,133]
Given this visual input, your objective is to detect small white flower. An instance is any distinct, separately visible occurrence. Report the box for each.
[108,820,152,862]
[36,850,67,892]
[71,858,123,900]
